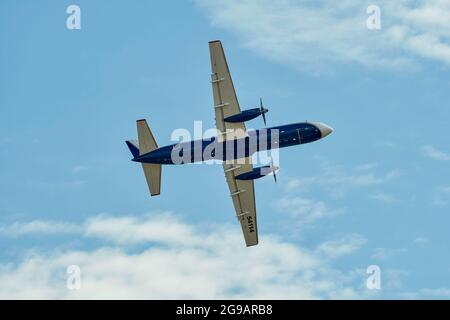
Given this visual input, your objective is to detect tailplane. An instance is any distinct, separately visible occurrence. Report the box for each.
[126,119,162,196]
[141,163,161,196]
[137,119,158,154]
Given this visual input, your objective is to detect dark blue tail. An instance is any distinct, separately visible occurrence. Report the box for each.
[126,140,140,158]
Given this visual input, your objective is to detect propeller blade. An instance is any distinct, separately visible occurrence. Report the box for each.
[260,97,267,126]
[270,157,278,183]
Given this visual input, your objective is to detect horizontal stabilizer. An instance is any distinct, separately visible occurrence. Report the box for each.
[137,119,158,155]
[142,163,162,196]
[135,119,161,196]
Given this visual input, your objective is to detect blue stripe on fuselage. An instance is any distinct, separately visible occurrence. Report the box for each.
[135,122,321,164]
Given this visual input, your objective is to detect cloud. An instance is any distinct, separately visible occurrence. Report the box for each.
[316,234,367,260]
[0,213,199,246]
[2,214,448,299]
[84,214,202,246]
[0,213,366,299]
[0,220,81,237]
[284,164,400,196]
[371,247,406,260]
[417,288,450,298]
[369,193,398,203]
[356,163,379,171]
[438,187,450,194]
[285,177,303,191]
[71,165,88,174]
[432,186,450,206]
[196,0,450,71]
[276,163,398,224]
[326,170,400,187]
[413,237,429,245]
[384,269,409,290]
[400,287,450,299]
[274,196,339,222]
[422,145,450,161]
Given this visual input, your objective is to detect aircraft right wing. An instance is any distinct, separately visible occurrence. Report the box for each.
[209,40,258,247]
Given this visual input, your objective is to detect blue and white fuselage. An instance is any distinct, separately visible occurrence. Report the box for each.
[131,122,333,165]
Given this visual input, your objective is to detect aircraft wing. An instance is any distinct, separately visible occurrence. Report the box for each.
[209,40,258,246]
[223,159,258,247]
[209,40,247,141]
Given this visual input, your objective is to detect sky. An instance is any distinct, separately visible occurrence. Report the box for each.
[0,0,449,299]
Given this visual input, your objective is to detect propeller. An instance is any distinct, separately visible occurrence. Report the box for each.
[260,156,279,182]
[259,98,269,126]
[270,157,279,183]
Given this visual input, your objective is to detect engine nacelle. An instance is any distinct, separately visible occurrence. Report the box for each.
[224,108,265,123]
[235,165,277,180]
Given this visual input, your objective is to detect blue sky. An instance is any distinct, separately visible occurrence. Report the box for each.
[1,0,450,298]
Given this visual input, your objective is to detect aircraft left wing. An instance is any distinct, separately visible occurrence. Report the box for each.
[223,159,258,247]
[209,40,247,141]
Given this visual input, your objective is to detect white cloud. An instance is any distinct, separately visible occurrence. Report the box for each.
[326,170,400,187]
[356,163,379,171]
[0,214,366,299]
[413,237,429,245]
[438,186,450,194]
[2,214,447,299]
[0,220,80,237]
[285,177,303,191]
[384,269,409,290]
[418,288,450,298]
[71,165,88,174]
[400,287,450,299]
[0,213,200,246]
[316,234,367,260]
[369,193,398,203]
[196,0,450,71]
[277,163,398,223]
[432,186,450,206]
[84,214,202,246]
[371,247,406,260]
[274,196,339,222]
[422,145,450,161]
[284,165,399,196]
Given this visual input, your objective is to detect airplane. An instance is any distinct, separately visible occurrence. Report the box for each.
[126,40,333,247]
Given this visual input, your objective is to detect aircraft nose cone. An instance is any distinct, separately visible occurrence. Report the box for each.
[312,122,334,138]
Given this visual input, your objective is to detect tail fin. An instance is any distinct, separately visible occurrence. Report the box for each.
[126,140,140,158]
[136,119,162,197]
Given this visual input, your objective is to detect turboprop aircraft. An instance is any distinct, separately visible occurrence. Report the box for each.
[126,40,333,247]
